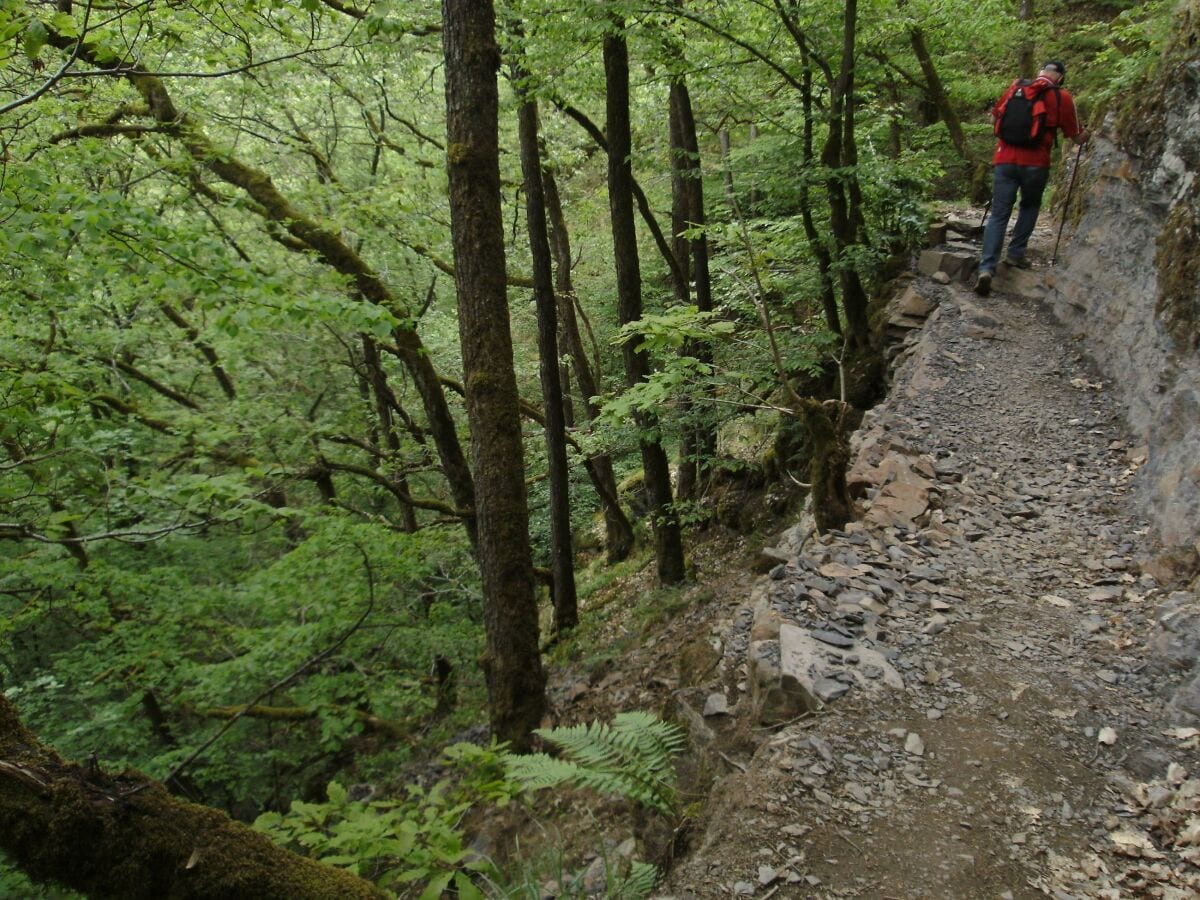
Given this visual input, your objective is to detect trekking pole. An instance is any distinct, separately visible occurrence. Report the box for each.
[1051,142,1085,265]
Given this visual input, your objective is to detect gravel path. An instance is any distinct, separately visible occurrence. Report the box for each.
[660,257,1200,898]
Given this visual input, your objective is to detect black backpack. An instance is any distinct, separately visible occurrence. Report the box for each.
[995,79,1058,147]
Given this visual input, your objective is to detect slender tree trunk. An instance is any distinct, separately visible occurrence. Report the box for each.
[548,99,688,300]
[604,24,686,585]
[1018,0,1036,78]
[362,336,418,532]
[668,82,697,501]
[908,25,975,169]
[515,80,578,633]
[719,129,736,210]
[0,697,385,899]
[543,165,635,562]
[670,78,717,501]
[821,0,871,349]
[442,0,546,748]
[797,45,841,335]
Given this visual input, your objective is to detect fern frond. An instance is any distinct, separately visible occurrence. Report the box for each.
[501,754,579,793]
[615,861,660,899]
[507,712,685,815]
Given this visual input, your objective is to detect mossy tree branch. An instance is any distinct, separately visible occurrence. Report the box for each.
[0,696,386,900]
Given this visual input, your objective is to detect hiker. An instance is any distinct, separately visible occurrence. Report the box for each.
[975,60,1089,296]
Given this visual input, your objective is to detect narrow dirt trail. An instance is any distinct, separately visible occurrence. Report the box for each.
[659,246,1200,898]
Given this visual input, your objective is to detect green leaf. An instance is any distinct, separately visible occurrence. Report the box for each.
[50,11,78,38]
[23,19,48,59]
[454,872,485,900]
[418,871,453,900]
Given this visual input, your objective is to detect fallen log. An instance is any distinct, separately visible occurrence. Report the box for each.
[0,696,385,900]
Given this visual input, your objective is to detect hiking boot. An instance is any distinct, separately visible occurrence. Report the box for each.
[1005,255,1032,269]
[974,271,992,297]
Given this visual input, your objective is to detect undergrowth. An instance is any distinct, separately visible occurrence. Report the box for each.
[253,712,685,898]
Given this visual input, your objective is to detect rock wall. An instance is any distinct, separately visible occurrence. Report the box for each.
[1045,14,1200,553]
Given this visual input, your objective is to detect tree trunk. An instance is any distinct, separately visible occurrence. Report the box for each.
[515,80,578,633]
[718,129,737,210]
[821,0,872,349]
[543,165,635,562]
[0,697,384,900]
[798,400,854,533]
[669,78,717,501]
[797,45,841,335]
[908,25,975,169]
[1018,0,1036,78]
[361,336,418,532]
[604,25,686,585]
[442,0,546,748]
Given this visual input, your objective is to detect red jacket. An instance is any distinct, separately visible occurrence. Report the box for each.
[992,76,1081,167]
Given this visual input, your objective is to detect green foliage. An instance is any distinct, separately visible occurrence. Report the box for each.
[504,711,686,815]
[0,0,1150,890]
[1086,0,1174,104]
[255,777,493,900]
[2,520,481,809]
[501,850,660,900]
[253,717,676,896]
[0,853,83,900]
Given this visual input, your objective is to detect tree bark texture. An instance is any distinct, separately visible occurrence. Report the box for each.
[604,26,686,584]
[0,697,384,900]
[543,167,635,562]
[516,89,578,632]
[442,0,546,748]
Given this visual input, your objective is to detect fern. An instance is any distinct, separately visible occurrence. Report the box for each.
[614,860,660,899]
[503,712,685,815]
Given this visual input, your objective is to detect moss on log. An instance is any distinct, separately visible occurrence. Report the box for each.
[0,696,385,900]
[797,399,855,533]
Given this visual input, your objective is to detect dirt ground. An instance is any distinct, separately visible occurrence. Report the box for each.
[647,226,1200,899]
[513,220,1200,900]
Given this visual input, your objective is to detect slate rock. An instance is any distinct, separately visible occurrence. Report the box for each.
[814,677,851,702]
[703,692,731,717]
[811,628,856,649]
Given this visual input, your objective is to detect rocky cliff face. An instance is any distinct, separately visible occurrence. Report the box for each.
[1046,13,1200,554]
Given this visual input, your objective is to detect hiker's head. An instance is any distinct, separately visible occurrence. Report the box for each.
[1040,60,1067,84]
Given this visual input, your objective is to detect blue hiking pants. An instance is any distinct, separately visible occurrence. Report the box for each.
[979,164,1051,274]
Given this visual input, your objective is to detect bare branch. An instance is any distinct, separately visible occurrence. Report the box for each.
[0,516,226,546]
